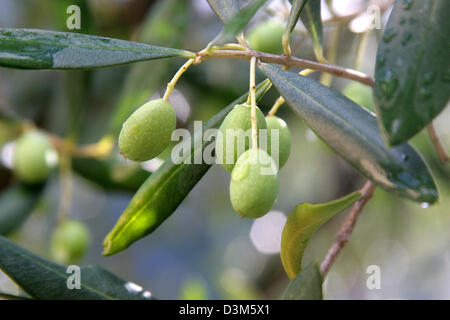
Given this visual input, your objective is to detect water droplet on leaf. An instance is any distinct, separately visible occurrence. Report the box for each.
[401,32,412,45]
[383,29,397,43]
[419,87,431,100]
[378,68,398,100]
[423,72,435,85]
[420,202,429,209]
[377,55,386,67]
[402,0,414,10]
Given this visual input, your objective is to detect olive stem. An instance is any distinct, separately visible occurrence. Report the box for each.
[319,22,341,86]
[162,58,195,101]
[267,69,316,116]
[236,33,250,49]
[427,123,450,164]
[50,134,114,158]
[249,56,258,150]
[320,180,376,277]
[204,49,374,86]
[267,96,286,117]
[211,43,247,51]
[282,32,292,57]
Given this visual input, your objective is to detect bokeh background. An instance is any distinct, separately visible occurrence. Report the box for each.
[0,0,449,299]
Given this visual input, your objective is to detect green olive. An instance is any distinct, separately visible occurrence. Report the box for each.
[342,82,374,111]
[230,149,278,218]
[50,220,90,264]
[216,104,267,172]
[13,131,57,184]
[265,116,291,169]
[248,20,285,54]
[119,98,176,162]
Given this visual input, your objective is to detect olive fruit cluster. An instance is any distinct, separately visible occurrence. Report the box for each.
[216,103,267,173]
[13,130,58,184]
[217,104,291,219]
[50,219,91,264]
[119,98,176,162]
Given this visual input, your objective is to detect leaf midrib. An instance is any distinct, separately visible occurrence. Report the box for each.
[275,71,390,160]
[108,141,214,245]
[0,29,188,56]
[1,246,116,300]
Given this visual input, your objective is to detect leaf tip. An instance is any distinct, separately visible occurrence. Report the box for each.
[101,236,115,256]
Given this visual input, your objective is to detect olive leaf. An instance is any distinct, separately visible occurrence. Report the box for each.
[374,0,450,145]
[0,292,30,300]
[72,156,150,192]
[210,0,268,46]
[297,0,324,61]
[0,183,45,236]
[282,262,322,300]
[0,236,153,300]
[102,80,272,256]
[286,0,308,35]
[259,63,438,204]
[207,0,240,23]
[0,28,193,70]
[107,0,190,136]
[283,0,308,52]
[281,192,361,279]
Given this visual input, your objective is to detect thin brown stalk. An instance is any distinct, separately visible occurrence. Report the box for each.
[320,181,376,277]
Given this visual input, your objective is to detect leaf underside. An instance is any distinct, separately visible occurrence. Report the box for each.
[0,28,191,70]
[211,0,268,46]
[207,0,240,23]
[281,192,361,279]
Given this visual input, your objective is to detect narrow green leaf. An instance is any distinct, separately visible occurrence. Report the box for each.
[0,236,153,300]
[102,80,272,256]
[207,0,240,23]
[281,192,361,279]
[72,156,150,192]
[0,28,193,70]
[298,0,324,61]
[259,63,438,204]
[282,262,323,300]
[108,0,190,136]
[211,0,268,46]
[0,292,31,300]
[285,0,308,37]
[374,0,450,145]
[0,183,44,236]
